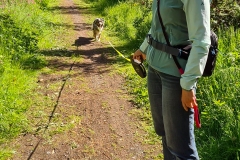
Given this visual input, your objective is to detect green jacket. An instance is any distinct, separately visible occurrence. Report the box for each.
[140,0,211,90]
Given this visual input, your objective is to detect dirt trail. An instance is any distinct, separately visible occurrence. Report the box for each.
[9,0,161,159]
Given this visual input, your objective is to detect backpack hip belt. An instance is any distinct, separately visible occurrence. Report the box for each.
[147,34,180,57]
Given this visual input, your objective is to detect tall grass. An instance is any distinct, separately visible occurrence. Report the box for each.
[0,1,68,159]
[196,67,240,159]
[0,66,35,140]
[85,0,125,10]
[195,27,240,160]
[106,3,151,41]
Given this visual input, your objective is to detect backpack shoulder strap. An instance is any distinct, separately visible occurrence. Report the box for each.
[156,0,184,74]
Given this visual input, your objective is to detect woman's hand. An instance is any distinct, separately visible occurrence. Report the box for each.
[181,89,198,111]
[133,49,146,62]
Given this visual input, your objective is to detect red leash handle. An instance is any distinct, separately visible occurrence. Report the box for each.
[178,65,201,128]
[193,99,201,128]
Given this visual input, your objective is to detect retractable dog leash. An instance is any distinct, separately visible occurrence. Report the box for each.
[108,41,147,78]
[108,41,131,62]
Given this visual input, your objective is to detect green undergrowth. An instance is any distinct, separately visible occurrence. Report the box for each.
[0,0,75,159]
[195,27,240,160]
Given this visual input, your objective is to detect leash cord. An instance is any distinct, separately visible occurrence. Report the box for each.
[108,41,131,62]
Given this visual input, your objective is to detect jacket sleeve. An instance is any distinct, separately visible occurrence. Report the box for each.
[139,28,152,54]
[180,0,211,90]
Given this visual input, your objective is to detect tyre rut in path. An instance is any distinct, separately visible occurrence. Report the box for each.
[10,0,161,160]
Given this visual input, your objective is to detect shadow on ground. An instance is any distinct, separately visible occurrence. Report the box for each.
[47,4,95,15]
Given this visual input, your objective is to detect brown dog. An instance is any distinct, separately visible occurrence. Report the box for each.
[92,18,104,41]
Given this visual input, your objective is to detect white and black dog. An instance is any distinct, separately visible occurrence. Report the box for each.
[92,18,104,41]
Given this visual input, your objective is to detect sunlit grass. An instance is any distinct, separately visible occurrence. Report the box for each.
[0,0,75,158]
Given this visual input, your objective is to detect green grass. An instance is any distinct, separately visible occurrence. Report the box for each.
[196,67,240,159]
[0,0,74,159]
[195,27,240,160]
[0,66,37,159]
[0,67,35,138]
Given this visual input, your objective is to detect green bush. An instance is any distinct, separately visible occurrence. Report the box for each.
[101,1,151,45]
[0,5,40,153]
[0,1,65,158]
[35,0,50,9]
[217,27,240,68]
[85,0,126,10]
[103,2,141,40]
[0,14,39,63]
[211,0,240,30]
